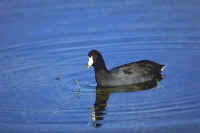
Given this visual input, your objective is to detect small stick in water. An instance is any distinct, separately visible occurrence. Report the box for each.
[74,78,80,90]
[74,78,81,98]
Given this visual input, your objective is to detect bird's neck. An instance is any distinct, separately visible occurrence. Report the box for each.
[93,59,108,72]
[94,66,109,87]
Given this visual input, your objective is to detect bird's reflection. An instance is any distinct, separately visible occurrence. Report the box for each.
[91,76,163,128]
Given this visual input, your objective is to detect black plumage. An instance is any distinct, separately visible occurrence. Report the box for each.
[88,50,165,87]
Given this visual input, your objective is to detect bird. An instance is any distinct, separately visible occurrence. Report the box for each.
[87,49,165,87]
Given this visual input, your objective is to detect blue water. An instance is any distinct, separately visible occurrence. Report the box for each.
[1,0,200,132]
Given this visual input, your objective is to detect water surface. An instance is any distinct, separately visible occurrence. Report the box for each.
[1,0,200,132]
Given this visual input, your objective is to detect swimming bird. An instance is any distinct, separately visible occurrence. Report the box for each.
[88,50,165,87]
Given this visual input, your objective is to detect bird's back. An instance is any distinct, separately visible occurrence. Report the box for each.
[99,60,164,87]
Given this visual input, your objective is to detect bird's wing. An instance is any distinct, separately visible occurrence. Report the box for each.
[110,61,155,78]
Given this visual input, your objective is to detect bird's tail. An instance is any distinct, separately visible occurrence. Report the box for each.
[160,64,166,72]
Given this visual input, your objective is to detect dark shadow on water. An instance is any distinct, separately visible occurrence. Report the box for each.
[91,75,164,128]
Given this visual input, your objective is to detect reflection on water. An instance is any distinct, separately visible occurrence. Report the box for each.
[91,76,163,128]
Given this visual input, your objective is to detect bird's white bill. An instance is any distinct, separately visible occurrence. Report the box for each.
[88,56,93,68]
